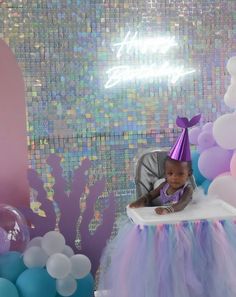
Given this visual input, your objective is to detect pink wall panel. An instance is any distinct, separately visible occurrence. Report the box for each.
[0,39,29,207]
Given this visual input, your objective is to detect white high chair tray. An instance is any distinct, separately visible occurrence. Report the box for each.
[126,198,236,225]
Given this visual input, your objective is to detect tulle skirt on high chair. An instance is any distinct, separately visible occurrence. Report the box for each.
[98,195,236,297]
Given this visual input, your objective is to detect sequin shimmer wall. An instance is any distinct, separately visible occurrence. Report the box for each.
[0,0,236,231]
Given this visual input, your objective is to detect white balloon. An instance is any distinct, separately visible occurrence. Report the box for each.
[226,56,236,75]
[62,245,75,258]
[23,246,48,268]
[224,84,236,109]
[56,275,77,296]
[231,76,236,84]
[213,113,236,149]
[208,175,236,207]
[46,253,71,279]
[42,231,66,256]
[70,254,91,279]
[26,236,42,249]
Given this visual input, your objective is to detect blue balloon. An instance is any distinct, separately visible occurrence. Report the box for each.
[57,273,94,297]
[0,251,26,282]
[0,278,19,297]
[16,268,56,297]
[191,151,206,186]
[200,179,211,194]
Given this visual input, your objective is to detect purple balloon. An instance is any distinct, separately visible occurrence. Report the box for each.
[196,145,205,154]
[189,127,201,145]
[202,122,213,132]
[197,131,215,151]
[0,204,30,252]
[0,227,10,254]
[198,146,233,180]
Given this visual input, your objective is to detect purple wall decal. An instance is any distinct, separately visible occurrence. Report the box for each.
[21,153,116,275]
[80,181,116,275]
[21,168,56,238]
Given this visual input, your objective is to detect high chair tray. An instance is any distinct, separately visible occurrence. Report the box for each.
[126,198,236,225]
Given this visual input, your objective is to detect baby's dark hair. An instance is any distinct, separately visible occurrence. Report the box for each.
[164,156,193,175]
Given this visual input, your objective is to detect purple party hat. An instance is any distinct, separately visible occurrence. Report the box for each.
[168,114,201,161]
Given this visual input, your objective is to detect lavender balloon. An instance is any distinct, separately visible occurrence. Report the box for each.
[202,122,213,132]
[0,227,10,254]
[197,131,215,151]
[198,146,233,180]
[189,127,201,145]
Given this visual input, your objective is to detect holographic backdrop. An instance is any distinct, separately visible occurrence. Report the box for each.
[0,0,236,235]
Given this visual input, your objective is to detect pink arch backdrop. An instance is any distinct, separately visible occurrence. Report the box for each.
[0,39,115,275]
[0,39,29,207]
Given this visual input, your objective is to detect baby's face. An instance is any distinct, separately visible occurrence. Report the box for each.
[164,160,190,190]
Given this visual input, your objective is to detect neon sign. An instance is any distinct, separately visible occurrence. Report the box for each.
[105,31,195,89]
[105,63,195,89]
[113,31,178,58]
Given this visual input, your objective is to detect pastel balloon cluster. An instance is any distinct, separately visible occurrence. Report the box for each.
[0,231,94,297]
[189,56,236,206]
[189,122,215,154]
[190,151,211,194]
[208,57,236,207]
[23,231,92,297]
[0,204,30,254]
[189,122,231,193]
[190,122,232,181]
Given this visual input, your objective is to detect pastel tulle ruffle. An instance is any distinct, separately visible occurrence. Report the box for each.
[98,219,236,297]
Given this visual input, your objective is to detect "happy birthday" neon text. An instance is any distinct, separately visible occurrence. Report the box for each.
[105,31,195,88]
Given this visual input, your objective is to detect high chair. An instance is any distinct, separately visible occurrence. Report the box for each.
[98,149,236,297]
[128,148,236,225]
[99,111,236,296]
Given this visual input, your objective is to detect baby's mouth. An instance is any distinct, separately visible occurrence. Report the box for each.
[171,182,181,188]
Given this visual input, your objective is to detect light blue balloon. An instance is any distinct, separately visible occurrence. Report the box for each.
[57,273,94,297]
[0,251,26,282]
[16,268,56,297]
[0,278,19,297]
[191,151,205,186]
[200,179,212,194]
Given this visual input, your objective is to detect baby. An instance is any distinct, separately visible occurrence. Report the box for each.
[129,156,193,215]
[130,114,201,215]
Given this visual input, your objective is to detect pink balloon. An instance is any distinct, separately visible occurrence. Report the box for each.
[198,146,233,180]
[208,175,236,207]
[230,152,236,177]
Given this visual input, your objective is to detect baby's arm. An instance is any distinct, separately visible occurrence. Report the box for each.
[155,184,193,215]
[129,181,166,208]
[172,184,193,212]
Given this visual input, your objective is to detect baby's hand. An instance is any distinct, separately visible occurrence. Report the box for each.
[155,207,169,215]
[129,197,146,208]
